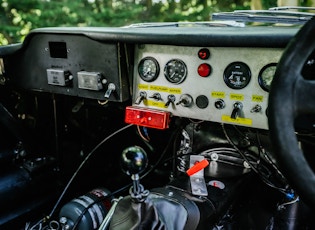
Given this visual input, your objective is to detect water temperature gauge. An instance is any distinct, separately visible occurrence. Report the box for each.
[138,57,160,82]
[258,63,277,92]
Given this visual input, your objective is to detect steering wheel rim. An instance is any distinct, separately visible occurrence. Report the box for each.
[269,16,315,207]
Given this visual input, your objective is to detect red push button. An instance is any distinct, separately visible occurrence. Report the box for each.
[198,63,212,77]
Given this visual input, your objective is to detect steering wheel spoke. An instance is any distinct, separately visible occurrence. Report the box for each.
[295,78,315,115]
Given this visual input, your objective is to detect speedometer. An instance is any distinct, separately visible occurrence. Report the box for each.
[223,62,251,89]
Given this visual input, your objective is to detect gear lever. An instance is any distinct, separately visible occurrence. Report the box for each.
[121,146,149,202]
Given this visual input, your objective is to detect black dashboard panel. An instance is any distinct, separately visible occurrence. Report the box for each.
[1,25,299,129]
[4,33,130,102]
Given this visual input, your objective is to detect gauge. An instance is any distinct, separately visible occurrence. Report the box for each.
[223,62,251,89]
[164,59,187,84]
[138,57,160,82]
[258,63,277,92]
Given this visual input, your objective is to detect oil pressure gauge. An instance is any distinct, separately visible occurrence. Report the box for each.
[138,57,160,82]
[223,62,251,89]
[258,63,277,92]
[164,59,187,84]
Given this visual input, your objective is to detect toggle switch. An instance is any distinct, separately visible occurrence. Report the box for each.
[104,83,116,99]
[135,91,147,105]
[250,104,262,113]
[149,93,162,101]
[231,102,243,119]
[164,94,176,107]
[176,94,193,107]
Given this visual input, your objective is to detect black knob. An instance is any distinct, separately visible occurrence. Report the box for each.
[196,95,209,109]
[121,146,148,175]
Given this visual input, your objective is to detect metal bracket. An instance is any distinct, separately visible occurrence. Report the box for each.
[189,155,208,196]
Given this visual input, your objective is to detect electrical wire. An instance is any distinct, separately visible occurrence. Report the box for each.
[41,124,134,224]
[221,123,289,195]
[72,123,183,230]
[137,125,150,142]
[71,183,131,230]
[277,196,299,210]
[255,130,287,181]
[97,100,109,106]
[26,124,134,230]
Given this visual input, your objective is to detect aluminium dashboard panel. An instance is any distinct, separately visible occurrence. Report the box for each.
[5,33,130,102]
[133,44,284,130]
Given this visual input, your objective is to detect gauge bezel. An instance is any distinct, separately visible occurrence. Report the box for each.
[258,63,277,92]
[164,59,187,84]
[223,62,251,89]
[138,57,160,82]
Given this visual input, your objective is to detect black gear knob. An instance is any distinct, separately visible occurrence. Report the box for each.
[121,146,148,176]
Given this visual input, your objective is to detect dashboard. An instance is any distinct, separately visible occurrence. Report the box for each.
[5,33,130,102]
[133,44,283,130]
[2,26,298,130]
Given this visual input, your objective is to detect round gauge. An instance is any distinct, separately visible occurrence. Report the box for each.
[223,62,251,89]
[138,57,160,82]
[164,59,187,84]
[258,63,277,92]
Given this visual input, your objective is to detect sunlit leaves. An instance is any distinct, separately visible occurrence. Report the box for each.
[0,0,280,44]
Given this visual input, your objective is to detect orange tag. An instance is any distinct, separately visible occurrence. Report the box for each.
[186,159,209,176]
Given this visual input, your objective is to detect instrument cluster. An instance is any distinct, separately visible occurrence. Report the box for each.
[132,44,284,130]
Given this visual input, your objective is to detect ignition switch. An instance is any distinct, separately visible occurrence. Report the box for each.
[176,94,193,107]
[231,102,243,119]
[214,99,225,110]
[165,94,176,107]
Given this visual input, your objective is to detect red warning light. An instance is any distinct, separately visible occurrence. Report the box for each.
[197,63,212,77]
[198,48,210,60]
[125,106,170,130]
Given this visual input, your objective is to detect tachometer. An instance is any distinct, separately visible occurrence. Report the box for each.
[258,63,277,92]
[138,57,160,82]
[164,59,187,84]
[223,62,251,89]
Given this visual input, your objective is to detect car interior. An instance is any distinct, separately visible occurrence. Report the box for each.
[0,6,315,230]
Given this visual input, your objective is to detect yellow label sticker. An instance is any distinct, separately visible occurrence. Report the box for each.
[230,93,244,101]
[222,115,252,126]
[252,95,264,102]
[138,84,149,90]
[150,85,169,92]
[169,87,182,94]
[211,91,225,98]
[147,100,166,108]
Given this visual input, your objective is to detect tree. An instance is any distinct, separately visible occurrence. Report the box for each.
[1,0,314,45]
